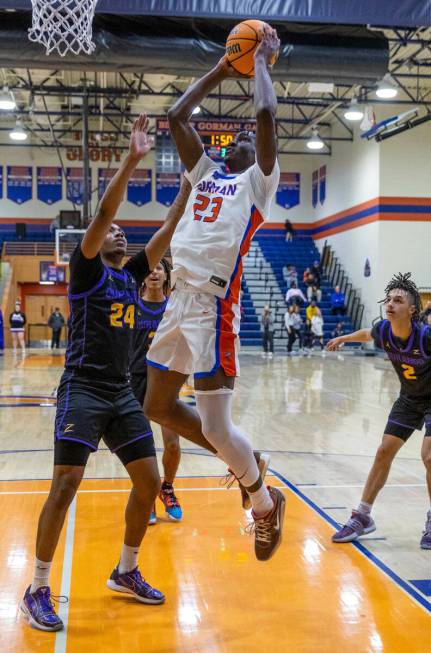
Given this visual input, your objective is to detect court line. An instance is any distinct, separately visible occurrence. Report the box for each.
[270,467,431,614]
[54,496,76,653]
[292,483,426,489]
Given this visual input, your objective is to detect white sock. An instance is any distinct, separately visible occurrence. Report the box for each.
[118,544,139,574]
[357,501,372,515]
[30,558,52,593]
[195,388,273,517]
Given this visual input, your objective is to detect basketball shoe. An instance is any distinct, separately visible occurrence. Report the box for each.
[148,504,157,525]
[420,510,431,549]
[107,567,165,604]
[20,585,64,631]
[332,510,376,543]
[159,482,182,521]
[252,486,286,561]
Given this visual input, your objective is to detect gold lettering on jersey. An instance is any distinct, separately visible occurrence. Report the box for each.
[64,423,74,433]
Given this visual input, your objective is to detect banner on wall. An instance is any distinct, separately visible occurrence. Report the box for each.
[66,167,92,205]
[312,170,318,208]
[127,168,152,206]
[7,166,32,204]
[276,172,300,209]
[0,166,3,200]
[319,165,326,205]
[98,168,118,200]
[156,172,180,206]
[37,167,62,205]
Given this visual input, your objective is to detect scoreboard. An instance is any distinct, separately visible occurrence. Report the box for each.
[156,118,256,171]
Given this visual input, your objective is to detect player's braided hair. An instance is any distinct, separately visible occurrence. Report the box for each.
[381,272,422,321]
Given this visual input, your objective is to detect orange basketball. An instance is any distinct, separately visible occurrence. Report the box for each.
[226,19,278,77]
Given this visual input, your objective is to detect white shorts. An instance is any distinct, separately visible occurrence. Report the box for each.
[146,280,241,378]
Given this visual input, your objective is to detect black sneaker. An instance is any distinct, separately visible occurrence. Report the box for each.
[252,486,286,561]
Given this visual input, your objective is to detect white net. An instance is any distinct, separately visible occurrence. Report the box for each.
[28,0,99,57]
[55,229,86,265]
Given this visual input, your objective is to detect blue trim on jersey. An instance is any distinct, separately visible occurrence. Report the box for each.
[194,299,222,378]
[69,268,107,300]
[388,320,416,353]
[225,205,255,301]
[146,358,169,371]
[138,298,168,316]
[212,170,237,180]
[106,266,127,281]
[111,431,153,453]
[420,325,431,359]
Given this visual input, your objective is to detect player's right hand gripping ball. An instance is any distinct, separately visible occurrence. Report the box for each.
[226,20,279,76]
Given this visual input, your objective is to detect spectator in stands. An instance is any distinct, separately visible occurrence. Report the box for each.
[331,285,347,315]
[283,264,298,288]
[420,301,431,324]
[304,269,317,296]
[261,305,275,359]
[48,307,66,349]
[306,299,319,324]
[307,283,322,303]
[9,300,26,354]
[284,218,294,242]
[331,321,345,339]
[285,305,302,353]
[311,308,324,350]
[310,260,321,286]
[285,281,306,307]
[0,308,3,355]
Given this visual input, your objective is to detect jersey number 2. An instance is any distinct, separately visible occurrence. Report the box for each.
[401,364,417,380]
[193,194,223,222]
[110,303,135,329]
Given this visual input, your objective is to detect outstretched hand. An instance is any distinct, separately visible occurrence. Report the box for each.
[216,54,244,78]
[254,25,280,67]
[129,113,153,160]
[326,337,345,351]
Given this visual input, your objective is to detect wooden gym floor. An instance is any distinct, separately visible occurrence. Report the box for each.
[0,349,430,651]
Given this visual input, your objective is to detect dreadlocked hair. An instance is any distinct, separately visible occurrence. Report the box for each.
[380,272,422,321]
[140,257,172,297]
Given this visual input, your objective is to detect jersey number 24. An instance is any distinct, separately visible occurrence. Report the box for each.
[110,303,135,329]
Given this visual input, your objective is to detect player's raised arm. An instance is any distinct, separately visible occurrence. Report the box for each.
[145,178,192,270]
[167,62,230,171]
[326,328,373,351]
[81,114,152,259]
[253,27,280,175]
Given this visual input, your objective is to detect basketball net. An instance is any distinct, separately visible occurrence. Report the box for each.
[28,0,99,57]
[360,105,376,132]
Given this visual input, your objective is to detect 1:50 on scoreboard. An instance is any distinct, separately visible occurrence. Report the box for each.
[203,133,234,147]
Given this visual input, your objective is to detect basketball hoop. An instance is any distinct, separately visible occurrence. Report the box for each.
[28,0,99,57]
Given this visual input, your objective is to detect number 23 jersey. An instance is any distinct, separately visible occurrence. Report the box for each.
[372,319,431,398]
[171,152,280,300]
[66,245,150,379]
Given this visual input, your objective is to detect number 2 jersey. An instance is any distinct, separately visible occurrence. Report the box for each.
[65,245,150,380]
[171,152,280,301]
[371,319,431,399]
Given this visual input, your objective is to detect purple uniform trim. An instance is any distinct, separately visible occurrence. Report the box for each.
[387,418,416,431]
[55,435,98,451]
[111,431,153,453]
[69,268,107,300]
[78,297,88,368]
[55,382,71,439]
[388,321,416,353]
[420,325,431,359]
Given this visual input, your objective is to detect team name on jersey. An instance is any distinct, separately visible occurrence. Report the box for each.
[387,352,426,366]
[196,180,237,196]
[105,287,136,303]
[139,318,163,330]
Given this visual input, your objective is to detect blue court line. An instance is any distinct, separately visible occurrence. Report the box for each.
[270,467,431,613]
[0,473,227,482]
[0,446,215,457]
[410,580,431,596]
[0,403,55,408]
[321,506,346,510]
[0,394,56,399]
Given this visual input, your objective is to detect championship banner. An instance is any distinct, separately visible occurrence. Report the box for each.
[312,170,318,208]
[37,166,62,205]
[66,167,92,205]
[319,165,326,205]
[7,166,32,204]
[156,172,180,207]
[276,172,300,209]
[98,168,118,200]
[127,168,152,206]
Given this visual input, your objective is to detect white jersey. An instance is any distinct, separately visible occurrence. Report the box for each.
[171,152,280,300]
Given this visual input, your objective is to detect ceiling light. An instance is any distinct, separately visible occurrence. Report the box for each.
[376,75,398,99]
[0,86,16,111]
[192,106,201,115]
[344,98,364,121]
[306,129,325,151]
[9,120,28,141]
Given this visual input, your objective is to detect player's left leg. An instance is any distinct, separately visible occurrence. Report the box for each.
[420,430,431,549]
[18,331,26,352]
[159,426,183,521]
[195,368,285,561]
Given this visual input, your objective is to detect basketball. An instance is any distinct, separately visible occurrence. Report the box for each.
[226,19,278,76]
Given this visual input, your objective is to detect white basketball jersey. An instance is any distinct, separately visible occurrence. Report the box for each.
[171,152,280,300]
